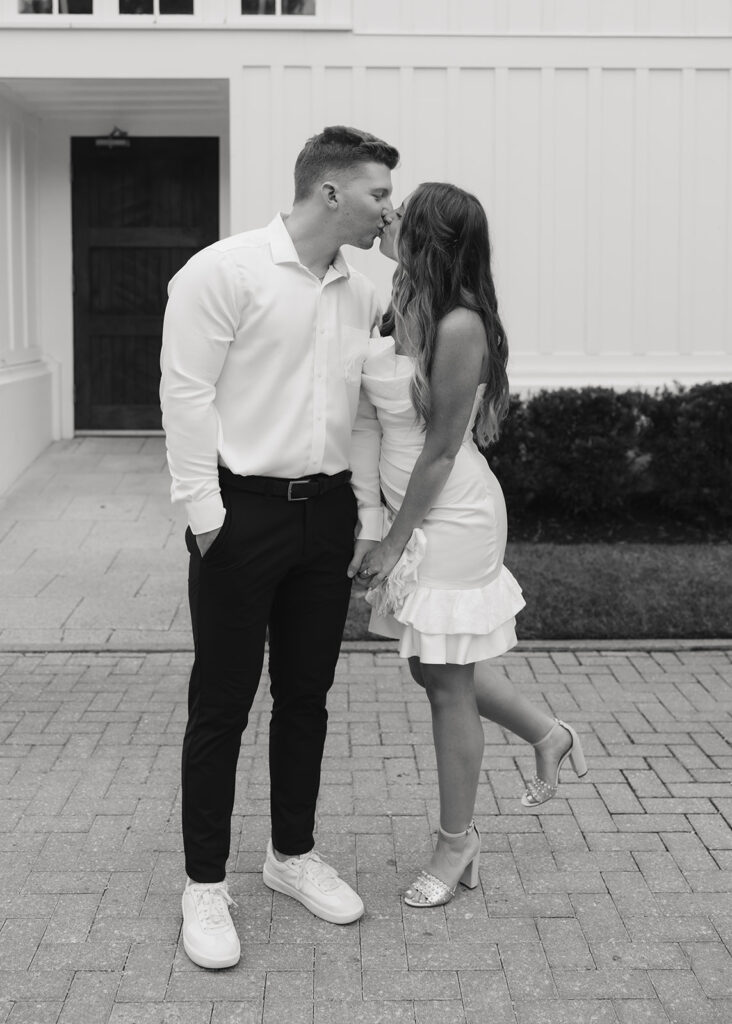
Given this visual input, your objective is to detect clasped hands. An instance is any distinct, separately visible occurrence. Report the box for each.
[195,530,405,585]
[347,537,404,589]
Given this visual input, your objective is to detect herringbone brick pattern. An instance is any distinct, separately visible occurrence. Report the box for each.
[1,647,731,1023]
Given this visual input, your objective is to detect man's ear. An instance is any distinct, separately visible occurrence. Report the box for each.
[320,181,338,209]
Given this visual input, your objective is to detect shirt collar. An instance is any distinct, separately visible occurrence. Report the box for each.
[268,214,350,280]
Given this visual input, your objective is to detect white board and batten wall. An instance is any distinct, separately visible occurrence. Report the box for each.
[0,0,731,492]
[352,0,732,35]
[232,1,732,390]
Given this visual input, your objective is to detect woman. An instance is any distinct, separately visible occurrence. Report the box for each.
[354,183,587,907]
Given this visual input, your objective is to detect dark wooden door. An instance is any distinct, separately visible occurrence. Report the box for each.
[72,137,219,430]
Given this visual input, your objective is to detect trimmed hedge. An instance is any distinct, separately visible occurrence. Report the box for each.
[345,542,732,639]
[485,382,732,522]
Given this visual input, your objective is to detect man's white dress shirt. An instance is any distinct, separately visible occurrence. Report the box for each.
[160,214,382,540]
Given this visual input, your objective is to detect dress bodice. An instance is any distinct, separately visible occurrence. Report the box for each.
[361,337,485,448]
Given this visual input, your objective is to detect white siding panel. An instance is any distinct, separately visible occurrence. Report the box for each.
[492,67,510,336]
[362,68,401,164]
[554,0,590,34]
[452,0,498,34]
[396,67,416,194]
[342,53,731,382]
[228,39,732,385]
[282,67,313,205]
[413,69,449,180]
[696,0,732,34]
[6,19,728,395]
[352,0,393,33]
[585,67,603,353]
[693,71,729,355]
[410,0,449,33]
[648,0,686,35]
[538,67,556,355]
[600,71,635,356]
[632,68,650,357]
[351,0,732,34]
[647,71,683,354]
[238,67,273,221]
[322,67,354,128]
[508,0,544,35]
[505,70,542,355]
[456,69,496,209]
[553,69,588,354]
[599,0,636,33]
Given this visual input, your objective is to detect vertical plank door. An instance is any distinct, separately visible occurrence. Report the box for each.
[72,137,219,430]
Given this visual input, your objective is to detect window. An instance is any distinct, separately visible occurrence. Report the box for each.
[240,0,315,14]
[119,0,193,12]
[15,0,325,19]
[19,0,93,11]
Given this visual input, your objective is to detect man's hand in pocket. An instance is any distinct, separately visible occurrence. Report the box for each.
[196,526,222,557]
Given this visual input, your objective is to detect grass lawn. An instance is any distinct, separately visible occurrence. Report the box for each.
[343,543,732,641]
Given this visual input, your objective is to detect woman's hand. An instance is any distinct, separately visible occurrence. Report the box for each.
[347,539,379,585]
[357,538,404,589]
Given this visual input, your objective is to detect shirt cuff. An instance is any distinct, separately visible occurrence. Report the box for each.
[356,507,385,542]
[186,493,226,535]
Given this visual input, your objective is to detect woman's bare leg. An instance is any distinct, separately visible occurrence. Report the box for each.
[412,660,483,888]
[409,657,572,793]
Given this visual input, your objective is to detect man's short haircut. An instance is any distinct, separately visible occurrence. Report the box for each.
[293,125,399,203]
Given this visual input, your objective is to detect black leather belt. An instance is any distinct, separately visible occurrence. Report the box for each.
[219,466,352,501]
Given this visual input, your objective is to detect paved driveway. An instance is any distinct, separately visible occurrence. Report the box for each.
[0,438,190,649]
[1,440,731,1022]
[2,648,731,1023]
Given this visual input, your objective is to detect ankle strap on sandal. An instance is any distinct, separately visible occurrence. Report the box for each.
[439,819,475,839]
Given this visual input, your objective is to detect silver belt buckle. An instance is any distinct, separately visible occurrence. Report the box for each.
[287,479,311,501]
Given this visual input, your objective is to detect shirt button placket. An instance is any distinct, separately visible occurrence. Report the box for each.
[310,301,328,470]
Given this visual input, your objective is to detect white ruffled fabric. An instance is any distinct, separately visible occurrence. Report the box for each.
[364,528,427,618]
[368,564,525,665]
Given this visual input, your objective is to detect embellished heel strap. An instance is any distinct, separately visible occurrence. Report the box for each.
[404,822,482,907]
[404,870,456,907]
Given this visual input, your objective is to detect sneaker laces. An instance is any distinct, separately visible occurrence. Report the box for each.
[189,883,237,931]
[293,851,341,893]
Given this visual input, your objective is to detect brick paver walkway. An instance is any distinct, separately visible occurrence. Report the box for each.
[2,647,731,1023]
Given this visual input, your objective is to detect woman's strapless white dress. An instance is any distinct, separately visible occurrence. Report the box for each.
[361,337,525,665]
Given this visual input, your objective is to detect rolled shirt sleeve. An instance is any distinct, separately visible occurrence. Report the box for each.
[350,385,383,541]
[349,310,385,542]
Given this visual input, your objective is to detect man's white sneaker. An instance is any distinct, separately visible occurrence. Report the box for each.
[262,841,364,924]
[181,879,241,969]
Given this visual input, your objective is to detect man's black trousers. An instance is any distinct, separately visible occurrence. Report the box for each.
[181,475,357,883]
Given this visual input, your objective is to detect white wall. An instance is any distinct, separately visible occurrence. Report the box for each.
[233,39,732,388]
[0,10,730,432]
[0,91,53,492]
[353,0,732,35]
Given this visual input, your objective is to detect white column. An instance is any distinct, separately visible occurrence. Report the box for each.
[38,122,73,439]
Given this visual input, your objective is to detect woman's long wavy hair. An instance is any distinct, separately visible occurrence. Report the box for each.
[381,182,509,447]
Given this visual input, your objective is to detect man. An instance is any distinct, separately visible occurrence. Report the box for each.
[160,125,398,969]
